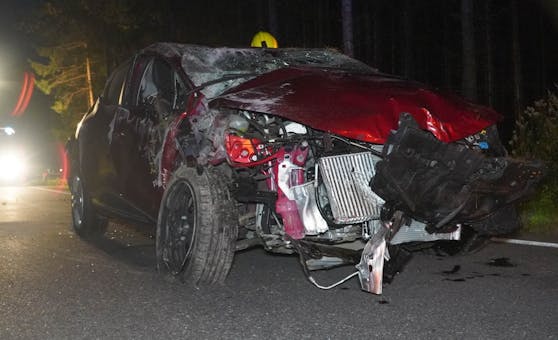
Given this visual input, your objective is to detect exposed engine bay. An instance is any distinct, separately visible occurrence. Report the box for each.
[182,108,544,294]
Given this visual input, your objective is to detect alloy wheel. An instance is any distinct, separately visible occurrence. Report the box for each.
[161,180,197,275]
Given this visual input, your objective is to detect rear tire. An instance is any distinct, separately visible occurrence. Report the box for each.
[70,175,107,238]
[156,166,238,285]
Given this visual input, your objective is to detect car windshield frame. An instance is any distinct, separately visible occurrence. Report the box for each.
[142,43,377,99]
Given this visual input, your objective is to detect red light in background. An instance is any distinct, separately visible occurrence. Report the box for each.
[57,142,69,189]
[11,72,35,117]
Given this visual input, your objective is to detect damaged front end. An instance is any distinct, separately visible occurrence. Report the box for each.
[371,113,545,236]
[181,105,545,295]
[180,60,543,295]
[350,113,544,294]
[71,43,545,296]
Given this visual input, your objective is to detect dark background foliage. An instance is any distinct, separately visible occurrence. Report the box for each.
[12,0,558,142]
[0,0,557,182]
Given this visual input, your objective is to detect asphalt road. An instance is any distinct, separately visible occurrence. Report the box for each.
[0,186,557,339]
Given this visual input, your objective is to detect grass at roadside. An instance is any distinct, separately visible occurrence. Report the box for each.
[45,178,68,187]
[519,188,558,233]
[27,177,68,188]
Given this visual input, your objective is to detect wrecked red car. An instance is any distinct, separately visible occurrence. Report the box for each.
[67,43,543,294]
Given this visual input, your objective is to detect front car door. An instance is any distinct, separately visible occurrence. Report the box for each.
[77,60,131,212]
[110,55,190,222]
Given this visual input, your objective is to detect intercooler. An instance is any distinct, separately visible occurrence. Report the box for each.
[318,152,384,224]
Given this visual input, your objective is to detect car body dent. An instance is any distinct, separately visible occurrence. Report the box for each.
[211,67,501,144]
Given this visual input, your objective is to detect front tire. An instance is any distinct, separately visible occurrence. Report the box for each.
[70,175,107,238]
[156,166,238,285]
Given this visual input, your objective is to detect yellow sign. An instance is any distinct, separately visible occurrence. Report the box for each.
[251,31,278,48]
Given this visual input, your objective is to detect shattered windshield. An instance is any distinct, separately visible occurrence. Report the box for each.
[156,44,376,98]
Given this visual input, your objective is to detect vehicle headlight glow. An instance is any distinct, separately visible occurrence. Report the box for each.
[0,151,27,182]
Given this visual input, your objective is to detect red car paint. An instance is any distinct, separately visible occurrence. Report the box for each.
[212,67,501,144]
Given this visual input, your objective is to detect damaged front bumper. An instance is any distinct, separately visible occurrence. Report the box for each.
[356,113,544,294]
[296,114,544,295]
[356,224,389,294]
[371,113,545,235]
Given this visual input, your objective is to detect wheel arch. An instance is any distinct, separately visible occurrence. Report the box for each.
[159,112,201,189]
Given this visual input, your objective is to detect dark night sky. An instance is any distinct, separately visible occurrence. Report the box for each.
[0,0,556,167]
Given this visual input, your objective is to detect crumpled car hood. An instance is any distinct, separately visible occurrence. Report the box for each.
[211,67,502,144]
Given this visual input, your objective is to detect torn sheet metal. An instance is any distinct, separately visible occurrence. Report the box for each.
[390,220,461,245]
[356,225,390,295]
[292,182,329,235]
[371,113,545,234]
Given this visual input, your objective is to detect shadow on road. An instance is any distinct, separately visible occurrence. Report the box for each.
[83,222,156,271]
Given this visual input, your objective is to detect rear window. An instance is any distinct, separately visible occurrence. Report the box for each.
[103,61,131,105]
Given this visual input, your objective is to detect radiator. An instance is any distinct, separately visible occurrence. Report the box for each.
[318,152,384,224]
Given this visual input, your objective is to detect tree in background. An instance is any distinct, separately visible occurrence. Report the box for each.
[510,89,558,231]
[341,0,354,57]
[510,89,558,184]
[482,0,494,107]
[30,42,95,139]
[461,0,477,102]
[24,0,167,140]
[400,0,412,78]
[510,0,523,120]
[21,0,558,144]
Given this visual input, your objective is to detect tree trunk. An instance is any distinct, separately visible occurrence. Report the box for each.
[442,1,451,89]
[373,1,381,67]
[400,0,412,78]
[267,0,278,38]
[391,9,396,74]
[166,0,177,41]
[538,7,547,93]
[461,0,477,101]
[323,0,331,46]
[317,0,323,45]
[341,0,354,57]
[314,2,320,46]
[483,0,494,106]
[511,0,523,119]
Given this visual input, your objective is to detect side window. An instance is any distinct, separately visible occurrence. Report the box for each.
[137,59,161,105]
[103,61,130,105]
[174,73,188,111]
[136,58,189,114]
